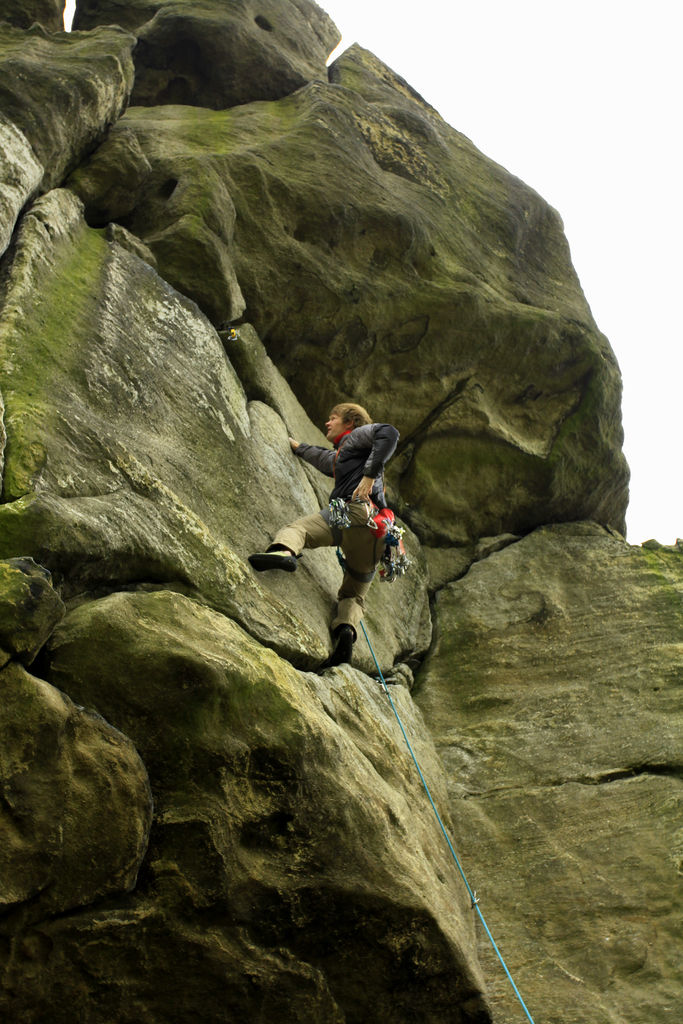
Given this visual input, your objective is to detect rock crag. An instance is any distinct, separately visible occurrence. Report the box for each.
[0,3,679,1023]
[68,40,629,543]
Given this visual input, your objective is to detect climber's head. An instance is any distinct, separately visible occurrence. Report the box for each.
[325,402,371,441]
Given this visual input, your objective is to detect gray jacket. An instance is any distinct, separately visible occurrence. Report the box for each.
[295,423,400,507]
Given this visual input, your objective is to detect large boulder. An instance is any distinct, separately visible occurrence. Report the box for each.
[415,523,683,1023]
[74,0,340,109]
[0,188,428,672]
[0,660,152,918]
[68,45,628,543]
[0,557,65,667]
[0,20,135,257]
[1,587,493,1023]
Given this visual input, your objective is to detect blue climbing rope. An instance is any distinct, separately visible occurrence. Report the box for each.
[359,619,536,1024]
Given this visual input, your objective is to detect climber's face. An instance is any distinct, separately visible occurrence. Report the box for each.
[325,411,348,442]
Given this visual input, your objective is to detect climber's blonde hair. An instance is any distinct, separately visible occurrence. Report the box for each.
[330,402,372,429]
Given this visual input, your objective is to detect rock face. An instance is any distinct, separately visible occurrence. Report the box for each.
[416,523,683,1024]
[9,588,488,1024]
[1,1,64,31]
[0,20,135,257]
[0,660,153,920]
[0,555,152,928]
[0,5,679,1024]
[136,0,339,110]
[69,45,628,544]
[73,0,340,108]
[0,187,428,674]
[0,114,43,257]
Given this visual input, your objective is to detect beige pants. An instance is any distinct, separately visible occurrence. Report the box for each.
[273,502,383,635]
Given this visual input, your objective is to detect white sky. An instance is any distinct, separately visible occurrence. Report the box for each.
[62,0,681,544]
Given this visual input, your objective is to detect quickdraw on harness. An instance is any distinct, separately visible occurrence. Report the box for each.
[329,497,352,530]
[328,498,410,583]
[368,505,410,583]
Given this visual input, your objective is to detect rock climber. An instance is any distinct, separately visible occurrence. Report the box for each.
[248,402,400,666]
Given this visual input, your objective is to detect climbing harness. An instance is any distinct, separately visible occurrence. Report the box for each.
[328,498,410,583]
[377,523,410,583]
[360,620,537,1024]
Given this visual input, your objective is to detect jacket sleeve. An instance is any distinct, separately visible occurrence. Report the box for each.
[294,442,336,478]
[358,423,400,477]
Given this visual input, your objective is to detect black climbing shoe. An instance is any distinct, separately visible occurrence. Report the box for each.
[248,550,297,573]
[322,625,355,668]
